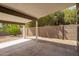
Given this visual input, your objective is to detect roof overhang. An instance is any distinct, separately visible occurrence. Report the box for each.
[0,3,76,24]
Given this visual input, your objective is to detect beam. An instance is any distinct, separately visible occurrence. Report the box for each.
[0,5,37,20]
[0,20,25,25]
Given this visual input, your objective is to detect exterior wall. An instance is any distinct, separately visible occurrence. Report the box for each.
[38,26,59,38]
[63,25,77,40]
[26,25,77,40]
[59,25,77,40]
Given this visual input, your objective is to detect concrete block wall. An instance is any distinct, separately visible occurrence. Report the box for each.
[63,25,77,40]
[26,25,77,40]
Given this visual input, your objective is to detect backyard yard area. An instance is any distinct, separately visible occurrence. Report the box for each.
[0,3,78,56]
[0,35,22,43]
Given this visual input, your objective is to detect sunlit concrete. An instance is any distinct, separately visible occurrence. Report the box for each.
[0,38,32,49]
[27,36,77,46]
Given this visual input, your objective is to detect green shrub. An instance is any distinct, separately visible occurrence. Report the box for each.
[4,24,21,36]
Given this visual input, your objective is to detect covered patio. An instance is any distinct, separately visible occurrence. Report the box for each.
[0,3,78,56]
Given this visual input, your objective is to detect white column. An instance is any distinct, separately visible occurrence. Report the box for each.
[22,25,26,39]
[36,20,38,40]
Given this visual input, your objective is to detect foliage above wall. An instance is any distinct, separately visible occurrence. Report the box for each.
[26,9,77,27]
[64,9,77,24]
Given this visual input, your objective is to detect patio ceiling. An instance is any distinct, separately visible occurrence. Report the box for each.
[0,12,31,25]
[0,3,75,24]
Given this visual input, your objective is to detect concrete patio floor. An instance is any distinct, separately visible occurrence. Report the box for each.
[0,38,78,56]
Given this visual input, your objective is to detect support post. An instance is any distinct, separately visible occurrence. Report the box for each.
[22,25,26,39]
[36,20,38,40]
[62,25,64,40]
[76,3,79,55]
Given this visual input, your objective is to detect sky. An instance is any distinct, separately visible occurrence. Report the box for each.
[0,23,3,28]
